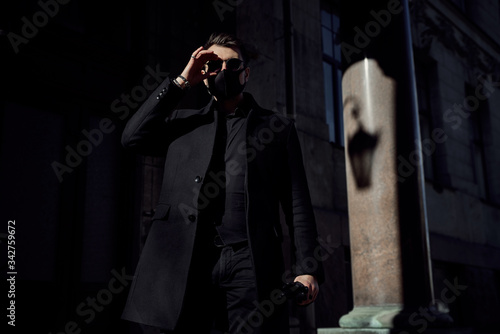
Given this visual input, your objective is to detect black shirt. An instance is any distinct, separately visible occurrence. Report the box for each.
[215,104,249,245]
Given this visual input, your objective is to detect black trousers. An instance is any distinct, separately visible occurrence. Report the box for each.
[151,237,287,334]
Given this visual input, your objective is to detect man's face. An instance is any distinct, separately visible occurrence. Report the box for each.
[203,45,250,89]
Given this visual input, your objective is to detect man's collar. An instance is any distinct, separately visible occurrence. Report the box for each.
[215,95,252,119]
[227,105,249,118]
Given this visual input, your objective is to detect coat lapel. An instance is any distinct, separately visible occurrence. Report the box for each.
[197,98,220,177]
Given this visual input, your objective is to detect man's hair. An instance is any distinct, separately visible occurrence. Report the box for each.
[204,32,249,64]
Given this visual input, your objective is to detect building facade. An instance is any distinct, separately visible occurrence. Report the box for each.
[410,1,500,330]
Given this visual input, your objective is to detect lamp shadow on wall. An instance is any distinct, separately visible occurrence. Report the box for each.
[344,95,379,189]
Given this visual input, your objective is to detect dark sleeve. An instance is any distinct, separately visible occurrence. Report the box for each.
[121,77,185,156]
[281,122,325,283]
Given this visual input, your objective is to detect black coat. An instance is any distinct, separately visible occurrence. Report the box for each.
[121,78,323,330]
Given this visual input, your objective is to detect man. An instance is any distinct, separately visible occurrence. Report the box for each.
[121,33,323,334]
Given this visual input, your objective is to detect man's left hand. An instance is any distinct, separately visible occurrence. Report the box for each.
[294,275,319,305]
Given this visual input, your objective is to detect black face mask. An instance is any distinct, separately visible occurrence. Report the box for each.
[207,68,246,100]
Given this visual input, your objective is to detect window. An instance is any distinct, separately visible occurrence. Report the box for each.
[466,84,490,200]
[321,5,344,145]
[449,0,475,18]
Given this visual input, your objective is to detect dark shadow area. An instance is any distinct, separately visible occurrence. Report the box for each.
[0,0,236,333]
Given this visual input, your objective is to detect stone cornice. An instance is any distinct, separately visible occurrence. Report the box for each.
[410,0,500,80]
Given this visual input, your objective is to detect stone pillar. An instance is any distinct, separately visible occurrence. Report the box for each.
[339,56,404,329]
[319,1,449,333]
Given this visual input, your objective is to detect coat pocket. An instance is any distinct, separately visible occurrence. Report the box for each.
[152,204,171,221]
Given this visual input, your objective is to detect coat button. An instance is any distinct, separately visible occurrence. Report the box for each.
[188,215,196,222]
[194,176,202,183]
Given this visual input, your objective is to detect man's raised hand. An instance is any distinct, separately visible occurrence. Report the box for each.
[178,46,220,87]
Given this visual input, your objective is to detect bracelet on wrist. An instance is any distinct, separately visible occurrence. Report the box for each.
[172,78,182,89]
[177,75,191,89]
